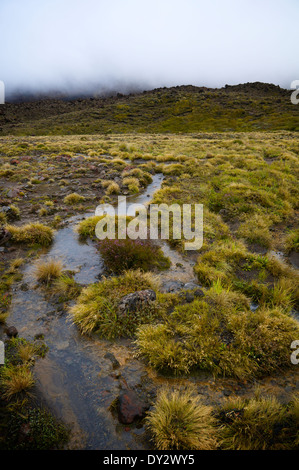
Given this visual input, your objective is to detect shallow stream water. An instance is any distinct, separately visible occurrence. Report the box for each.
[7,173,197,449]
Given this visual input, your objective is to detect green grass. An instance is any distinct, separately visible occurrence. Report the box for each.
[146,388,217,450]
[63,192,86,205]
[6,223,54,247]
[217,393,299,450]
[98,238,170,274]
[70,269,160,338]
[1,83,298,135]
[136,282,299,378]
[34,259,63,285]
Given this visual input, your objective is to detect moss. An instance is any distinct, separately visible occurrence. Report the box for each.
[1,407,69,450]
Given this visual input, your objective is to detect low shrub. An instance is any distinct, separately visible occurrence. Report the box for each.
[98,238,170,274]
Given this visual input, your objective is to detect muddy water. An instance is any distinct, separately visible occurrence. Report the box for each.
[8,173,196,450]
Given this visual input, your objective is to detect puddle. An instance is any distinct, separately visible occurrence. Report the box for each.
[7,172,196,449]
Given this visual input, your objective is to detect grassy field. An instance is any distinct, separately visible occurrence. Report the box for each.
[0,126,298,448]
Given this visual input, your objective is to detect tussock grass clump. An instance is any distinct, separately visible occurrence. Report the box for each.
[17,342,38,364]
[0,212,7,226]
[34,259,63,285]
[1,366,34,400]
[7,257,24,274]
[195,240,298,310]
[237,213,273,248]
[285,228,299,253]
[122,176,140,193]
[8,205,20,219]
[77,215,132,240]
[6,223,54,247]
[38,207,48,217]
[162,163,185,176]
[102,181,120,195]
[217,394,299,450]
[77,215,103,239]
[146,389,217,450]
[70,269,159,338]
[98,238,170,274]
[122,167,153,185]
[54,274,82,299]
[0,312,9,323]
[63,192,86,205]
[136,283,299,378]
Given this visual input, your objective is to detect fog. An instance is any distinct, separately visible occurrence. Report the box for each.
[0,0,298,98]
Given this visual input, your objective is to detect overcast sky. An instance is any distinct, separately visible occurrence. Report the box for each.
[0,0,298,97]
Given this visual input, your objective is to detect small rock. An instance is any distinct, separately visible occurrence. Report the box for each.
[104,352,120,369]
[185,292,194,303]
[0,228,12,245]
[184,282,200,290]
[117,289,156,317]
[117,390,148,424]
[161,280,185,293]
[6,326,18,338]
[20,283,29,291]
[7,188,20,198]
[194,288,205,298]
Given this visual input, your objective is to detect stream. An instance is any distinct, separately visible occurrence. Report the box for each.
[7,173,197,450]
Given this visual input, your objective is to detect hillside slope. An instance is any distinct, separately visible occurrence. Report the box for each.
[0,82,298,135]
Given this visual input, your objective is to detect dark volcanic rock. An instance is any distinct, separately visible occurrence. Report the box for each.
[6,326,18,338]
[117,390,148,424]
[104,352,120,369]
[0,228,12,245]
[117,289,156,317]
[194,288,205,298]
[161,280,185,293]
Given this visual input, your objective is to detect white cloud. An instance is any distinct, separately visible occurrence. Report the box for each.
[0,0,298,96]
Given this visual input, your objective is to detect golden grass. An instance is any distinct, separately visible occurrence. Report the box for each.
[70,269,159,338]
[0,312,8,323]
[1,366,34,400]
[136,283,299,378]
[146,388,217,450]
[54,274,82,299]
[217,394,297,450]
[34,259,63,284]
[6,223,54,246]
[63,192,86,205]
